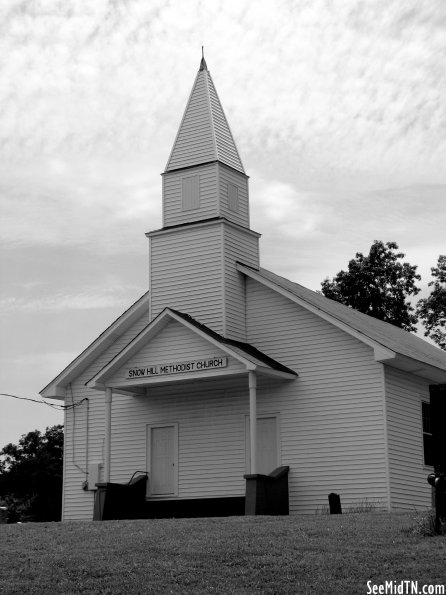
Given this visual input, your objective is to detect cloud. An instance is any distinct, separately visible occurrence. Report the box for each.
[250,174,329,238]
[1,0,446,450]
[0,287,134,313]
[0,156,162,250]
[1,0,445,184]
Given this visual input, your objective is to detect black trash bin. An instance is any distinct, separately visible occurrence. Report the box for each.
[93,472,148,521]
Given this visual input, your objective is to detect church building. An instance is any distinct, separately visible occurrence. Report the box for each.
[41,57,446,521]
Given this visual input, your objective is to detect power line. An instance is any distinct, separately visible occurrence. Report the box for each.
[0,393,88,411]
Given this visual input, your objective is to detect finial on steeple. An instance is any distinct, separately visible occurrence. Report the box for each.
[200,46,207,71]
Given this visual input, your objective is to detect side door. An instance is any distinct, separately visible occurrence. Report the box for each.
[246,415,279,475]
[147,424,178,496]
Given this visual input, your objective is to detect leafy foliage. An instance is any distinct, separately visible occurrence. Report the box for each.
[321,241,421,331]
[0,425,63,522]
[417,255,446,350]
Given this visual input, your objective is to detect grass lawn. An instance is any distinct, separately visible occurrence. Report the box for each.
[0,513,445,594]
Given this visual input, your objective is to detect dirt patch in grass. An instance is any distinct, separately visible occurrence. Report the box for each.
[0,513,445,594]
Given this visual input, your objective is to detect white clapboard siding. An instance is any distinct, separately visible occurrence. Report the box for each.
[106,319,246,387]
[246,278,389,514]
[162,164,250,229]
[384,366,432,511]
[218,164,250,228]
[65,377,257,520]
[166,71,216,172]
[207,72,245,173]
[150,221,260,341]
[61,307,256,520]
[109,380,250,498]
[162,163,219,227]
[149,223,224,332]
[61,306,153,520]
[222,225,259,341]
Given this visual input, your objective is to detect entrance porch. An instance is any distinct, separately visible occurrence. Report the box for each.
[85,308,296,520]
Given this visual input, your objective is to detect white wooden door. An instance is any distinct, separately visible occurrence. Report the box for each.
[257,417,278,475]
[246,416,279,475]
[150,426,176,496]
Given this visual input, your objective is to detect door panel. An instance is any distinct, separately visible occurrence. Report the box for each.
[150,426,176,496]
[256,417,278,475]
[246,416,279,475]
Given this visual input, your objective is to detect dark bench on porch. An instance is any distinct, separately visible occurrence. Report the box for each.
[93,472,148,521]
[93,466,290,520]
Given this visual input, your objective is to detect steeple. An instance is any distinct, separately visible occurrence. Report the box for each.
[148,57,260,341]
[165,57,245,174]
[160,55,251,230]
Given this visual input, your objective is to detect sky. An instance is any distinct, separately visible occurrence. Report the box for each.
[1,0,445,448]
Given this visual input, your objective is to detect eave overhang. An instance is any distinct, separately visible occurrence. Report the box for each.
[39,291,151,400]
[145,217,261,240]
[237,263,446,383]
[86,308,297,393]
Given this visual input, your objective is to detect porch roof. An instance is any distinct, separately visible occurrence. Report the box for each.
[86,308,297,393]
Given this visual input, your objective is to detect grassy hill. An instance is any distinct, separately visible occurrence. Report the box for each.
[0,513,445,594]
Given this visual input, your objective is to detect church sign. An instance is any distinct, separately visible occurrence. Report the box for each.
[126,357,228,379]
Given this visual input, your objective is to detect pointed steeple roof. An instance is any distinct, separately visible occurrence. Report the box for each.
[165,57,245,174]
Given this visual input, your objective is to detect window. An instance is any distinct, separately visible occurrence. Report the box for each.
[182,176,200,211]
[422,401,433,466]
[227,182,239,212]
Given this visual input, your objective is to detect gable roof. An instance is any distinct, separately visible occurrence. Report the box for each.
[39,290,151,400]
[238,263,446,382]
[86,308,297,392]
[170,309,296,376]
[165,59,245,174]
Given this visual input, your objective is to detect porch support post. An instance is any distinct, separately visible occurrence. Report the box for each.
[249,371,257,475]
[104,387,112,483]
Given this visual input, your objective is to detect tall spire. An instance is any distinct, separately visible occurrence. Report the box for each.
[200,45,207,71]
[165,54,245,174]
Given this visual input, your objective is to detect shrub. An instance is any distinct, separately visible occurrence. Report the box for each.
[406,509,446,537]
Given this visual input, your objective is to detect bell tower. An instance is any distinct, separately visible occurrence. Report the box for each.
[147,56,260,341]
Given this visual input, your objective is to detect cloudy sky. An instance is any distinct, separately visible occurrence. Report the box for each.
[1,0,445,447]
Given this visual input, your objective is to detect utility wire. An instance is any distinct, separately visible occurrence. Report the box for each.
[0,393,88,411]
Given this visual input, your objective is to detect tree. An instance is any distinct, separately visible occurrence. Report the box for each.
[417,255,446,351]
[321,241,421,332]
[0,425,63,522]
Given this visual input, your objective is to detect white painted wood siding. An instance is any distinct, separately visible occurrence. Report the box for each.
[112,379,251,500]
[106,319,247,388]
[166,71,216,172]
[162,164,249,229]
[384,366,432,511]
[246,278,389,514]
[150,221,259,341]
[207,73,244,173]
[218,164,250,228]
[62,306,154,521]
[149,223,224,334]
[64,375,253,519]
[162,163,219,227]
[222,225,259,341]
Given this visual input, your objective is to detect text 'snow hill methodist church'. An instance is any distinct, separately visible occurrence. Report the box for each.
[41,56,446,521]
